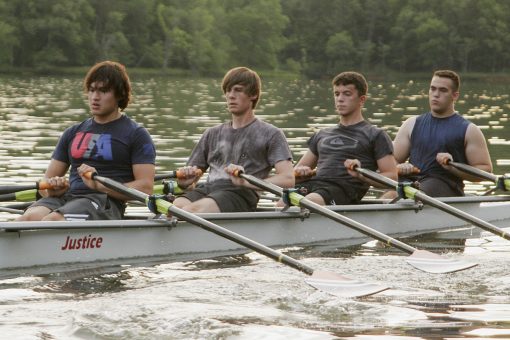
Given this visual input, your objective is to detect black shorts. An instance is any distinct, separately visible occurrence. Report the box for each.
[181,182,259,212]
[417,176,464,197]
[30,192,125,220]
[297,179,360,205]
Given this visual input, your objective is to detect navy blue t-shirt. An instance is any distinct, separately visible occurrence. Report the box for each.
[52,115,156,194]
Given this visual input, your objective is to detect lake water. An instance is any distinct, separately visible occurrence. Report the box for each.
[0,75,509,339]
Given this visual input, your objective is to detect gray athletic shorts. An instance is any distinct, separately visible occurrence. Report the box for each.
[181,182,259,212]
[297,179,360,205]
[29,192,125,220]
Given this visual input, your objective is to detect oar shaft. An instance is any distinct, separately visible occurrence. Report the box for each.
[238,172,417,254]
[448,161,498,182]
[0,189,38,202]
[0,184,35,195]
[414,190,510,240]
[90,173,315,276]
[356,166,510,241]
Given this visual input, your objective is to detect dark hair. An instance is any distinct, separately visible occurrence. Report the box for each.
[221,67,261,108]
[433,70,460,92]
[332,71,368,96]
[84,61,131,110]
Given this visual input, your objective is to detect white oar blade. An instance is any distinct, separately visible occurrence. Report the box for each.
[406,250,477,274]
[305,270,389,298]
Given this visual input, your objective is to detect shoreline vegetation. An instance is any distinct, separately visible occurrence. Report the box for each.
[1,67,509,83]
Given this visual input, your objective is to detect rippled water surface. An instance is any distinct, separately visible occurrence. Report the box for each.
[0,75,509,338]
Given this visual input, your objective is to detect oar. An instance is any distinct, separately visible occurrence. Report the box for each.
[233,171,477,274]
[0,189,39,202]
[448,161,510,191]
[154,169,203,181]
[84,172,389,298]
[354,166,510,242]
[0,181,183,203]
[0,181,52,195]
[153,181,185,195]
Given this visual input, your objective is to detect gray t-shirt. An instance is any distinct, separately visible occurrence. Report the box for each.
[188,118,292,183]
[308,120,393,192]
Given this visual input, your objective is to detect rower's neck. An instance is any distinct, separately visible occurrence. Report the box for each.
[93,110,123,124]
[231,110,256,129]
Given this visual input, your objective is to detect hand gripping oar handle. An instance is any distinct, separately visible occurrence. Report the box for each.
[234,170,476,273]
[154,169,203,181]
[354,166,510,241]
[85,171,389,297]
[447,160,510,191]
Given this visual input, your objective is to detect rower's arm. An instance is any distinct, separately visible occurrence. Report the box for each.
[442,124,493,182]
[88,163,155,201]
[393,117,415,164]
[355,155,398,188]
[294,150,318,183]
[265,159,295,189]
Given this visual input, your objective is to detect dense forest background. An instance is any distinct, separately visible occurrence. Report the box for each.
[1,0,509,77]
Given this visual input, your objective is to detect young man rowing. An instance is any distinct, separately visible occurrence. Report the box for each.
[174,67,294,213]
[388,70,492,197]
[289,71,397,205]
[17,61,156,221]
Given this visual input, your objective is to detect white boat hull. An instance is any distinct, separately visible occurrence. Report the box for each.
[1,196,509,272]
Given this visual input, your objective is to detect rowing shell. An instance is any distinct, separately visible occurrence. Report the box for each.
[0,195,509,272]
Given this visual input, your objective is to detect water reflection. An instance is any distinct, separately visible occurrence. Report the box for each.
[1,75,510,186]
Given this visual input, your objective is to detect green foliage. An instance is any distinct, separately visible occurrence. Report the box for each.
[1,0,510,74]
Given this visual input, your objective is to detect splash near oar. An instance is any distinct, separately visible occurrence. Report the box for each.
[355,166,510,242]
[233,170,477,274]
[85,172,389,298]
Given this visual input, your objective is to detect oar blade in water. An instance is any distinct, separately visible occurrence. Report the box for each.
[304,270,389,298]
[406,249,477,274]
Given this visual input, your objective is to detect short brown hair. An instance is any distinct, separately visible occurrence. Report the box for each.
[433,70,460,92]
[84,61,132,110]
[332,71,368,96]
[221,67,261,108]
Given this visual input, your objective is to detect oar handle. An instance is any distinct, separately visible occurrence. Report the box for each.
[154,169,203,181]
[397,165,420,175]
[37,180,54,190]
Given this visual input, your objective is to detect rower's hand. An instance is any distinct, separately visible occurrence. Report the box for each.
[436,153,453,168]
[225,164,247,187]
[176,166,201,189]
[44,176,69,197]
[294,165,314,178]
[345,159,361,178]
[397,162,419,176]
[78,163,100,191]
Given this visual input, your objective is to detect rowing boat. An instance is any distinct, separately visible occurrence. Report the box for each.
[1,195,509,273]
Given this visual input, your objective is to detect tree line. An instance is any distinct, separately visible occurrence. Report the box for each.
[1,0,509,77]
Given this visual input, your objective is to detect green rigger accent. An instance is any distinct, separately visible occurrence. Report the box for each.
[403,185,418,199]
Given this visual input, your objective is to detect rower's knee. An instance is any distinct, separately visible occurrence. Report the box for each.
[41,212,65,221]
[16,206,51,222]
